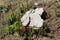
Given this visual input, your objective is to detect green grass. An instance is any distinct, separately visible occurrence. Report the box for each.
[0,5,7,12]
[6,10,20,34]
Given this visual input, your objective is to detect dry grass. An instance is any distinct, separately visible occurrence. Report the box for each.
[0,0,60,40]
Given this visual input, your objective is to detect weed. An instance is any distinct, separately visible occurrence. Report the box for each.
[6,10,20,34]
[0,5,7,13]
[41,22,50,36]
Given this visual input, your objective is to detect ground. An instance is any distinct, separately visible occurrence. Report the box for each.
[0,0,60,40]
